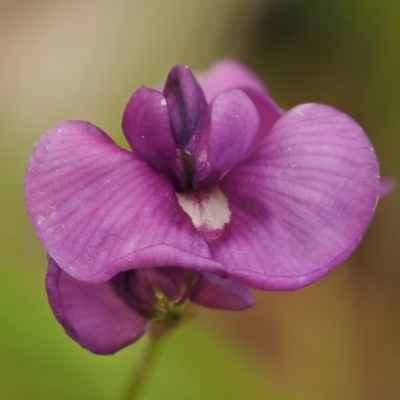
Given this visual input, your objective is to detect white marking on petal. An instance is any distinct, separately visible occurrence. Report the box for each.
[37,216,45,226]
[176,187,231,230]
[160,99,167,106]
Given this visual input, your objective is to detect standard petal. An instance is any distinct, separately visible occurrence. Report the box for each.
[46,258,148,355]
[191,273,255,310]
[213,104,379,290]
[122,86,179,182]
[25,121,225,282]
[199,59,267,102]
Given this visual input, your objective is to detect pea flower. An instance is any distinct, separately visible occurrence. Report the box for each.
[25,60,379,354]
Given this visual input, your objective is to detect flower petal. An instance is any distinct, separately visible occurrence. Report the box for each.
[199,90,260,188]
[199,89,282,189]
[46,258,148,355]
[240,88,283,147]
[122,86,179,182]
[200,59,267,102]
[25,121,225,282]
[192,273,255,310]
[214,103,379,290]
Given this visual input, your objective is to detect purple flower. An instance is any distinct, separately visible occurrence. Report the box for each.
[25,60,379,354]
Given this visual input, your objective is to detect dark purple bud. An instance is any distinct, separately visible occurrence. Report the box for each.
[163,65,209,149]
[163,65,211,191]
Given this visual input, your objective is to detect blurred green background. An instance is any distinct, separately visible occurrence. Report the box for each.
[1,1,399,399]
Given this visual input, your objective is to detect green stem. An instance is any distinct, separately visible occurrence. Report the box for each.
[121,323,167,400]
